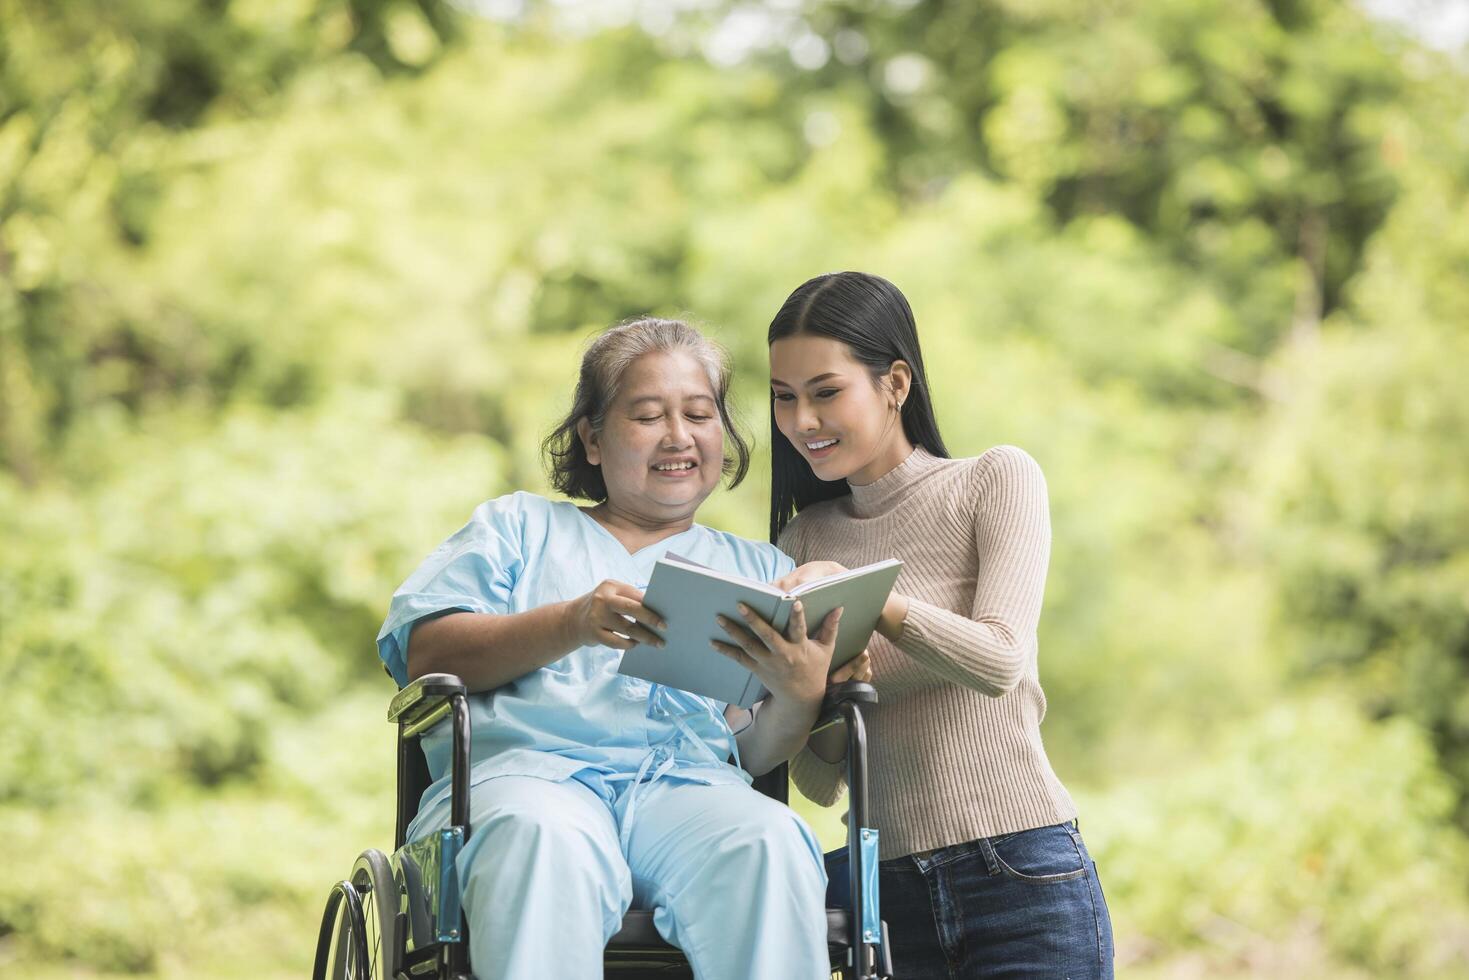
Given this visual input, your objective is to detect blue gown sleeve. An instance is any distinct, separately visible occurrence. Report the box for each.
[376,493,529,687]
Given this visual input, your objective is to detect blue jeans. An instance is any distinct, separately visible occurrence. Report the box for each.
[826,822,1114,979]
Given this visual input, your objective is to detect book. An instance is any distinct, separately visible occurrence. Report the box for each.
[617,554,903,708]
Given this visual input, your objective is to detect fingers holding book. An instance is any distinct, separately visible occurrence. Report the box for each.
[771,560,849,594]
[711,601,844,706]
[569,579,667,651]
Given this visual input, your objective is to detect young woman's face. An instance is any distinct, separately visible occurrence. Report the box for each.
[581,350,726,521]
[770,334,911,485]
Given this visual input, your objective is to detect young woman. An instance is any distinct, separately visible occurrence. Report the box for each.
[766,272,1115,979]
[377,318,839,979]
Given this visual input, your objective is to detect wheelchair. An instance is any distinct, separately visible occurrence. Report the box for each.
[312,672,895,979]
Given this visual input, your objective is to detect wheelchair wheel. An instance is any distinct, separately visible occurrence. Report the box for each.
[313,849,399,980]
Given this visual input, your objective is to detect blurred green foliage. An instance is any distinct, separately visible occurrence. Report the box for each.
[2,0,1466,975]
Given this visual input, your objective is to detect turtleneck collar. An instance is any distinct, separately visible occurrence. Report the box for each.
[846,446,942,517]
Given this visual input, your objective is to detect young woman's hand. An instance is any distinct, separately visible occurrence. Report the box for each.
[565,580,666,651]
[712,601,842,707]
[772,560,848,593]
[829,650,873,685]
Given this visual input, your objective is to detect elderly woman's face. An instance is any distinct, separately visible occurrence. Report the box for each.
[582,351,725,520]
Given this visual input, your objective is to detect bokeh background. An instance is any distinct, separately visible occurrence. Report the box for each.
[3,0,1468,976]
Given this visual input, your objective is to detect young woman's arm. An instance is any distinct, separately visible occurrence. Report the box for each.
[727,651,872,768]
[891,446,1052,696]
[786,447,1051,792]
[730,694,823,778]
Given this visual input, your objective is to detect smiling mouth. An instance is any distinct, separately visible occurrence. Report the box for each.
[652,461,697,471]
[806,438,839,451]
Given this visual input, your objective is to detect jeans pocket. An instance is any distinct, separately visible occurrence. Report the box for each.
[988,824,1089,883]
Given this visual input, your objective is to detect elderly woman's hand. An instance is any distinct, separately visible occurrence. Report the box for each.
[567,579,667,651]
[711,601,841,707]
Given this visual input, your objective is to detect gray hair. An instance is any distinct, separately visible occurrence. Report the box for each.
[543,317,751,502]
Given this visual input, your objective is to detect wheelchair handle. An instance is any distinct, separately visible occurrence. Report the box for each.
[812,680,878,733]
[810,680,886,979]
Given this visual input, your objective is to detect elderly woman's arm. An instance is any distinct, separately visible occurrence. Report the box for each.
[408,579,666,692]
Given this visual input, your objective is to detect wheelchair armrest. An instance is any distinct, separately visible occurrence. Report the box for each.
[388,672,467,732]
[390,673,474,851]
[811,680,878,734]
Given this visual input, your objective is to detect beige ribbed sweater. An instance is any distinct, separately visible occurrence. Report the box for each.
[783,445,1077,860]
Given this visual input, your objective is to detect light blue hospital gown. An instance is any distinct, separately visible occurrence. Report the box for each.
[377,492,829,980]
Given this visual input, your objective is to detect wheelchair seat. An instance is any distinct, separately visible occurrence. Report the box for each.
[312,673,893,980]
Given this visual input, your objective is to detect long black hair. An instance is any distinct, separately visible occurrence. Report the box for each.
[768,272,950,542]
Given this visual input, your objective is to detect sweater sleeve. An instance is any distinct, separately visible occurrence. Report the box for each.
[894,446,1052,697]
[791,739,848,807]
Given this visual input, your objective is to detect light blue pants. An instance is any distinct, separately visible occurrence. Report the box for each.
[414,774,830,979]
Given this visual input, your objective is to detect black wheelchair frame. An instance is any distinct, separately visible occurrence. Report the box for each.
[313,673,894,979]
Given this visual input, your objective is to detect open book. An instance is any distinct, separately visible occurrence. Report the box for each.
[617,554,903,708]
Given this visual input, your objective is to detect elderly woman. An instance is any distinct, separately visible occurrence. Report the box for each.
[376,318,843,980]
